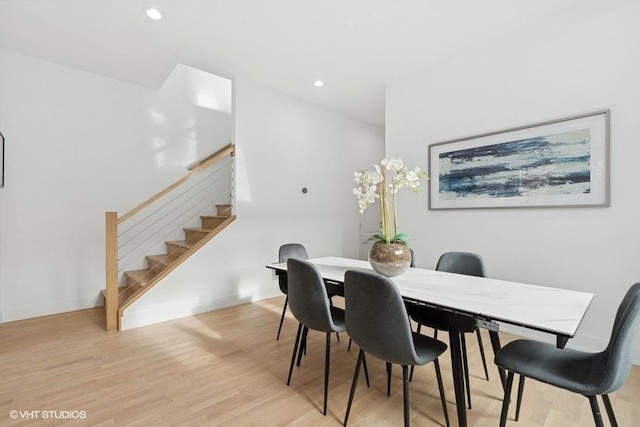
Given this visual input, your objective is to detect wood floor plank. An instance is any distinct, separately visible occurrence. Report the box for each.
[0,297,638,426]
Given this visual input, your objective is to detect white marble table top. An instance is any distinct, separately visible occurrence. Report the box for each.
[267,256,594,338]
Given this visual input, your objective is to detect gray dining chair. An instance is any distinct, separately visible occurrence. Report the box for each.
[408,251,490,409]
[285,258,355,416]
[343,269,450,427]
[276,243,309,340]
[495,282,640,427]
[384,248,415,395]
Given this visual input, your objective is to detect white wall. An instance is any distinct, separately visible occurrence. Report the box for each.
[0,49,232,322]
[386,0,640,361]
[0,47,384,329]
[121,78,384,329]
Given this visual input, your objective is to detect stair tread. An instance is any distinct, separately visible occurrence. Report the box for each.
[125,269,152,280]
[145,254,178,273]
[146,254,176,262]
[200,215,230,219]
[183,227,210,232]
[165,240,193,248]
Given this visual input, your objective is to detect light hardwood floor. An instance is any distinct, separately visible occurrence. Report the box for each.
[1,297,638,426]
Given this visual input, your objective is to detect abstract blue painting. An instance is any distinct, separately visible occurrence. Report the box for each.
[438,129,591,199]
[428,111,609,209]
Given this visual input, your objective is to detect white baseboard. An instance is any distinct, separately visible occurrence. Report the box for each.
[121,287,281,330]
[1,295,101,323]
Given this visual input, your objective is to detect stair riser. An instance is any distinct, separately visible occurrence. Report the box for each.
[185,229,207,244]
[166,243,189,257]
[147,259,167,274]
[201,217,226,229]
[126,277,145,291]
[216,204,232,216]
[118,287,137,303]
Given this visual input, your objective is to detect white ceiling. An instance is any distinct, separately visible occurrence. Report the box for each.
[0,0,592,126]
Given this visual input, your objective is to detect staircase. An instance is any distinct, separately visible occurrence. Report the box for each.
[104,144,235,331]
[109,204,235,306]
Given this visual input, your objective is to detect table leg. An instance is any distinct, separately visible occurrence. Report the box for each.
[557,335,569,349]
[449,328,467,427]
[489,330,506,390]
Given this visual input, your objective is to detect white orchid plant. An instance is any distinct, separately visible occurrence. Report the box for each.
[353,158,428,245]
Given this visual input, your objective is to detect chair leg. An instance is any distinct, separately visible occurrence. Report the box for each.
[434,359,450,427]
[476,328,490,380]
[500,371,515,427]
[515,375,525,421]
[402,365,411,427]
[362,352,370,387]
[387,362,392,397]
[276,296,288,340]
[287,323,303,385]
[461,333,472,409]
[324,332,331,416]
[344,349,364,426]
[296,326,308,367]
[329,297,340,342]
[408,324,423,382]
[588,395,606,427]
[601,394,618,427]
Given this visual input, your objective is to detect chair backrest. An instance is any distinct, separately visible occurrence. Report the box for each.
[279,243,309,263]
[436,251,485,277]
[596,282,640,394]
[287,258,337,333]
[278,243,309,294]
[344,269,420,366]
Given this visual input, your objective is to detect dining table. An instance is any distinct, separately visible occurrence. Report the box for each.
[266,256,594,427]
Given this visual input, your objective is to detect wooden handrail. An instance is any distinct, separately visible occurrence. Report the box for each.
[118,144,235,224]
[186,142,235,170]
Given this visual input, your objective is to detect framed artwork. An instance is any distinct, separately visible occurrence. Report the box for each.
[428,110,609,210]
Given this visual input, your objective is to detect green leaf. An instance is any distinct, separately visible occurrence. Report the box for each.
[367,233,387,244]
[367,231,409,245]
[389,232,408,245]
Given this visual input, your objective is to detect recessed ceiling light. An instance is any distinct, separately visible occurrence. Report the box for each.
[314,80,324,87]
[144,8,163,20]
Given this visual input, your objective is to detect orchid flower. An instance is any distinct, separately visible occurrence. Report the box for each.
[353,159,428,244]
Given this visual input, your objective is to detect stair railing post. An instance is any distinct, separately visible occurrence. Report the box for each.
[105,211,119,331]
